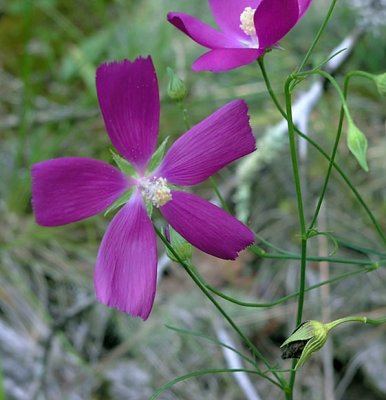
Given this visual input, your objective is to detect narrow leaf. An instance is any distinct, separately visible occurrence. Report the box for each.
[110,149,136,176]
[104,188,134,216]
[148,137,169,172]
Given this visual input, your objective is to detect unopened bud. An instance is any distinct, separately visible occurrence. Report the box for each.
[374,73,386,97]
[281,316,371,369]
[167,67,187,101]
[347,121,369,172]
[281,320,329,370]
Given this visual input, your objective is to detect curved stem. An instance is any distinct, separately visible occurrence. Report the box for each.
[295,0,339,74]
[308,74,347,230]
[150,368,281,400]
[209,176,230,212]
[249,244,385,266]
[325,315,386,331]
[325,316,367,331]
[204,267,368,308]
[257,60,386,246]
[154,226,285,388]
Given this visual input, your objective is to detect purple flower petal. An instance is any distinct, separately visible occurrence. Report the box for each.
[254,0,300,50]
[208,0,262,40]
[298,0,313,17]
[160,191,255,260]
[94,193,157,320]
[155,100,255,186]
[32,157,131,226]
[96,57,160,173]
[192,48,264,72]
[167,12,240,49]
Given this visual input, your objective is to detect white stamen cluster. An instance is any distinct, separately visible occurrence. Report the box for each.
[240,7,257,36]
[140,177,172,207]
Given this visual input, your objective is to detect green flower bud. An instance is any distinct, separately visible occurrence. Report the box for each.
[165,226,193,263]
[281,320,329,370]
[347,121,369,172]
[374,73,386,97]
[281,316,373,369]
[167,67,187,102]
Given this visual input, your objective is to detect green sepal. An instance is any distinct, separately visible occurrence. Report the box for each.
[104,188,134,217]
[110,149,136,176]
[165,228,193,263]
[347,121,369,172]
[145,201,153,218]
[147,137,169,172]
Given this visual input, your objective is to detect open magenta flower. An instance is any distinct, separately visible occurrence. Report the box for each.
[32,57,256,319]
[168,0,313,71]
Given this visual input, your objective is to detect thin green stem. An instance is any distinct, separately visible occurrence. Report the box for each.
[154,226,285,388]
[165,324,257,366]
[253,232,294,256]
[296,70,352,121]
[336,237,386,257]
[258,57,283,111]
[204,267,369,308]
[209,176,230,212]
[295,0,339,75]
[325,315,386,332]
[298,131,386,245]
[346,70,376,81]
[150,368,281,400]
[308,78,346,230]
[177,100,190,131]
[284,76,309,395]
[325,316,367,331]
[308,69,376,230]
[257,60,386,246]
[366,317,386,325]
[249,243,385,266]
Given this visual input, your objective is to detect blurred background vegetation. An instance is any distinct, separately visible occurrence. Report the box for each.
[1,0,386,399]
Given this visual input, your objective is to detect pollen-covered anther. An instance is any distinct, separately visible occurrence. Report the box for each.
[140,177,172,207]
[240,7,257,36]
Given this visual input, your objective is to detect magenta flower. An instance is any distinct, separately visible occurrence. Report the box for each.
[32,57,256,320]
[168,0,313,71]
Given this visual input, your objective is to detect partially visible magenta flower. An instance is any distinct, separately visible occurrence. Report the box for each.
[32,57,256,320]
[167,0,313,71]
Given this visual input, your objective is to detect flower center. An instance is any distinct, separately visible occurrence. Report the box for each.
[239,7,259,48]
[240,7,256,36]
[139,177,172,207]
